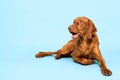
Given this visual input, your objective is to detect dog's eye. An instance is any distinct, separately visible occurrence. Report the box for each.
[75,22,79,25]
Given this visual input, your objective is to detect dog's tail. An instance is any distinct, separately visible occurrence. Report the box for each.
[35,51,57,58]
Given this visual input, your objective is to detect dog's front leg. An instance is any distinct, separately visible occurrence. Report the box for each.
[93,46,112,76]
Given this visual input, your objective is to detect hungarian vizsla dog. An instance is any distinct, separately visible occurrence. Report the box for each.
[35,16,112,76]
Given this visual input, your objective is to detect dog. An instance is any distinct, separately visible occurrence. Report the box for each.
[35,16,112,76]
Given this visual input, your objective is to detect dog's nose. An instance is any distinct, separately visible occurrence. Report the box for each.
[68,25,73,30]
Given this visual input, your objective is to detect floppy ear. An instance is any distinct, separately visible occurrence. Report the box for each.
[86,20,97,39]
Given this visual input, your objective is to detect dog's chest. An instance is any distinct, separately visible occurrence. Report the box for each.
[78,40,91,55]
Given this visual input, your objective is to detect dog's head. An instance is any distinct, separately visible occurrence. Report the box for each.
[68,16,97,39]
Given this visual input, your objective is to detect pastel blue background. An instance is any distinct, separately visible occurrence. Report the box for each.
[0,0,120,80]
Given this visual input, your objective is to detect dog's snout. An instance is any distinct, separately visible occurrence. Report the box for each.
[68,25,73,30]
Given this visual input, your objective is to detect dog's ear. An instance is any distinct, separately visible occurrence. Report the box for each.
[86,20,97,39]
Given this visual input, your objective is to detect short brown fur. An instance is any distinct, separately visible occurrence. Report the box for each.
[35,16,112,76]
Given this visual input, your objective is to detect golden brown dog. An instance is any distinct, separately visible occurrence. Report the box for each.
[35,16,112,76]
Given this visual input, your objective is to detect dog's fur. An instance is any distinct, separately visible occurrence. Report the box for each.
[35,16,112,76]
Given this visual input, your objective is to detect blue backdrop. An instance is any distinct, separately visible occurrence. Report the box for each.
[0,0,120,80]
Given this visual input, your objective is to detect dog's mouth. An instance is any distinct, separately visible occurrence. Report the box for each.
[70,32,80,39]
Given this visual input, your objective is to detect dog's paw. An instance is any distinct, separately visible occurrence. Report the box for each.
[102,68,112,76]
[35,52,44,58]
[55,54,61,59]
